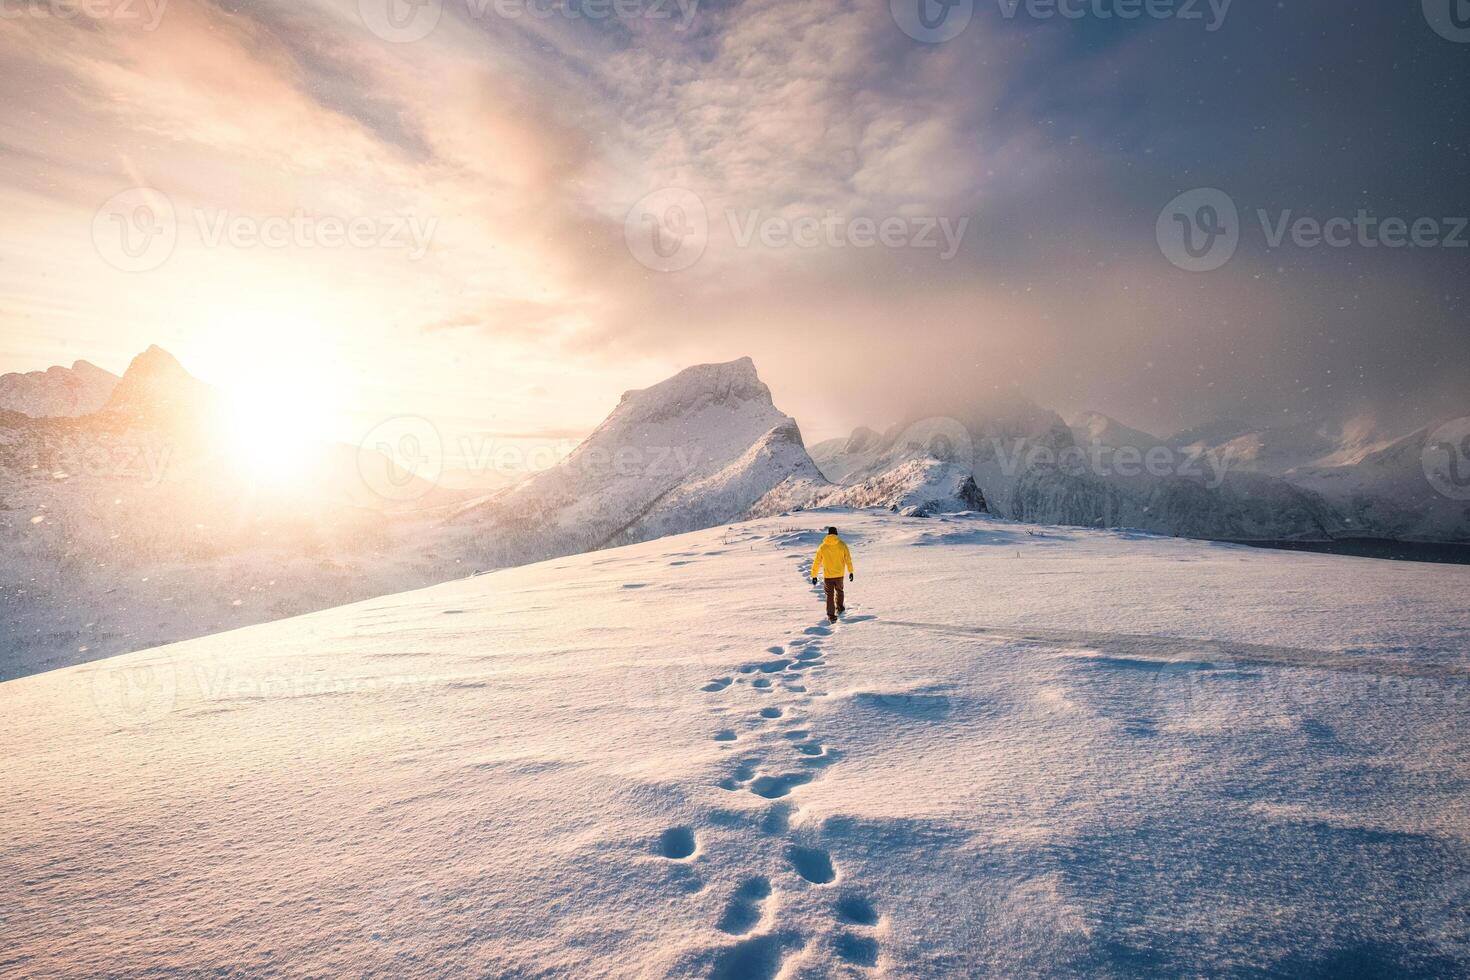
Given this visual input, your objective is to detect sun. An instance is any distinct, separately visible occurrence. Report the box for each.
[221,378,333,484]
[195,312,346,484]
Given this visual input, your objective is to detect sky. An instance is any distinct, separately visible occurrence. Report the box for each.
[1,0,1467,466]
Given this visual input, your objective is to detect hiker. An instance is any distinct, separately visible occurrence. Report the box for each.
[810,526,855,623]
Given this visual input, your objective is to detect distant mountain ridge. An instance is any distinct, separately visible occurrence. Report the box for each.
[0,359,118,417]
[445,357,827,565]
[443,357,985,566]
[101,345,216,424]
[816,397,1468,543]
[3,344,1462,683]
[2,350,985,679]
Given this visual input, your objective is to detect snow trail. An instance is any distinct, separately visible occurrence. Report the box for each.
[692,565,883,975]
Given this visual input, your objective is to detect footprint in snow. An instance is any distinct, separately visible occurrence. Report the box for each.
[702,677,732,693]
[835,894,878,926]
[657,826,697,860]
[759,707,783,719]
[718,758,761,791]
[748,772,814,799]
[717,876,773,935]
[709,930,803,980]
[787,845,836,884]
[834,932,880,968]
[761,803,794,835]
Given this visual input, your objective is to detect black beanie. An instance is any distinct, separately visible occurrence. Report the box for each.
[827,526,838,535]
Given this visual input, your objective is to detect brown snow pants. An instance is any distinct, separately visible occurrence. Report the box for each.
[823,577,845,620]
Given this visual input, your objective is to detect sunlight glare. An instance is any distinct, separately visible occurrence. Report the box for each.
[200,311,348,486]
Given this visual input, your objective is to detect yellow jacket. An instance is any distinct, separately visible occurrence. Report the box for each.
[811,534,854,578]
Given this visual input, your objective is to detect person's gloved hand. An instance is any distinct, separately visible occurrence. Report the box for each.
[810,577,818,586]
[848,573,854,582]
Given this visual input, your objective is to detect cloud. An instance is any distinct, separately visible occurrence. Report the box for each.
[0,0,1465,448]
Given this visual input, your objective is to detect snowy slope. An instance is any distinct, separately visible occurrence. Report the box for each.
[0,359,118,417]
[4,510,1468,977]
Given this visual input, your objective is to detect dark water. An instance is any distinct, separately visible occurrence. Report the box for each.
[1225,538,1470,566]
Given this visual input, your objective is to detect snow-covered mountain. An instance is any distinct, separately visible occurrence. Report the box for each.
[1291,419,1470,542]
[7,510,1467,976]
[1069,410,1159,453]
[6,346,1459,681]
[759,458,986,519]
[820,395,1468,543]
[99,344,217,423]
[1166,412,1392,478]
[815,396,1335,540]
[443,358,829,567]
[5,352,990,680]
[0,347,463,680]
[0,359,118,417]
